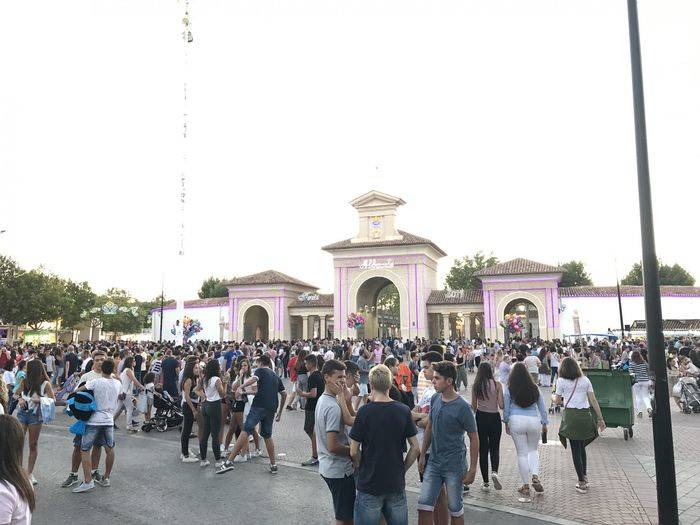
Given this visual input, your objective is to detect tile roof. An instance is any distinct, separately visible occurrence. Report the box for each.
[157,297,229,309]
[560,285,700,298]
[475,258,563,277]
[288,293,335,308]
[631,319,700,331]
[427,289,483,305]
[222,270,317,289]
[322,230,447,256]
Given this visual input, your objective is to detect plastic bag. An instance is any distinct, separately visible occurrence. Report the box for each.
[40,397,56,423]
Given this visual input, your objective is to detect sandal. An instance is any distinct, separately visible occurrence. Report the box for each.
[518,484,531,497]
[531,476,544,493]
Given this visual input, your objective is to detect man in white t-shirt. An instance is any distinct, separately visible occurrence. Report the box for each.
[72,357,121,493]
[523,354,541,384]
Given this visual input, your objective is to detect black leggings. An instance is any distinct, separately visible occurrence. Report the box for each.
[570,439,587,481]
[181,403,197,456]
[475,410,502,483]
[200,400,222,461]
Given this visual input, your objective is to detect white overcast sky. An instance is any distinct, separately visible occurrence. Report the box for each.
[1,0,698,301]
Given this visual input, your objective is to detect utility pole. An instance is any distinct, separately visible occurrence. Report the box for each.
[626,1,678,523]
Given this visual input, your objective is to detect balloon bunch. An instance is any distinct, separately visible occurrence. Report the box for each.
[171,316,203,340]
[500,313,524,333]
[347,312,366,329]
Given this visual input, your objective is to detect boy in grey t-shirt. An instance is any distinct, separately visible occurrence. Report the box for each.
[315,360,355,525]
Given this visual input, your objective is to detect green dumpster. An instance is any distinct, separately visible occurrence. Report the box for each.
[583,368,635,440]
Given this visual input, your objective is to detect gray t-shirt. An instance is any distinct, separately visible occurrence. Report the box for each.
[315,393,353,478]
[357,357,371,384]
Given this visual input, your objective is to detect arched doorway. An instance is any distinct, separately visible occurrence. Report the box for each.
[355,277,400,340]
[504,299,539,339]
[243,305,269,342]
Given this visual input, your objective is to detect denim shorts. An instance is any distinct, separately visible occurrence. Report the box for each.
[417,462,465,518]
[354,489,408,525]
[80,425,115,451]
[244,406,275,438]
[16,408,42,426]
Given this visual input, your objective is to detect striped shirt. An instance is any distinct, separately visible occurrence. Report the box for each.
[630,362,650,382]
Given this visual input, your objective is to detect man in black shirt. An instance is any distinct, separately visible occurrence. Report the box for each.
[298,354,324,466]
[350,364,419,524]
[160,349,180,398]
[64,346,81,382]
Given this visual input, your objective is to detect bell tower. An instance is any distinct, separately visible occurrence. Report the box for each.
[349,190,406,244]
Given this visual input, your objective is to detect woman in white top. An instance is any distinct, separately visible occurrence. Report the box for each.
[120,357,145,433]
[197,359,225,467]
[0,415,34,525]
[554,357,605,494]
[14,359,55,485]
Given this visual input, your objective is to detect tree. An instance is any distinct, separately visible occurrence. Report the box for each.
[138,294,171,330]
[61,280,97,330]
[198,277,228,298]
[0,270,69,329]
[445,252,499,290]
[0,255,24,324]
[559,260,593,287]
[621,260,696,286]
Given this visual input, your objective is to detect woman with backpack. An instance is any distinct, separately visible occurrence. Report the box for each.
[14,359,55,485]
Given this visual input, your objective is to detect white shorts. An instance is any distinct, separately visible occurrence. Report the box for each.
[358,383,369,397]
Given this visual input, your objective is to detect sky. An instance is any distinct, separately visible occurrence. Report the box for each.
[1,0,698,301]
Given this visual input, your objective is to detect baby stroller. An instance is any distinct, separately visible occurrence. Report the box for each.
[142,386,183,432]
[680,379,700,414]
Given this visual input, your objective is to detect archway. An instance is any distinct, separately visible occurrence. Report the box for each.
[355,277,400,340]
[243,305,269,342]
[504,298,539,340]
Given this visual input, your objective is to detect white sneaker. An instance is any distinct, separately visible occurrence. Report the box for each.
[200,460,210,468]
[233,455,247,463]
[181,454,199,463]
[220,444,226,453]
[215,460,224,468]
[29,474,37,486]
[481,482,490,492]
[72,481,95,493]
[491,472,502,491]
[252,449,262,457]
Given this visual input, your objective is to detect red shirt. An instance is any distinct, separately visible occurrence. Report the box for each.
[287,356,298,382]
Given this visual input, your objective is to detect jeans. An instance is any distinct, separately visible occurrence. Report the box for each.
[199,400,222,461]
[550,366,558,384]
[297,374,308,410]
[417,462,464,518]
[509,414,541,484]
[181,403,196,456]
[570,439,587,482]
[633,381,651,413]
[476,410,502,483]
[354,490,408,525]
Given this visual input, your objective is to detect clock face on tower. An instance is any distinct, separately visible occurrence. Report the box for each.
[369,216,383,239]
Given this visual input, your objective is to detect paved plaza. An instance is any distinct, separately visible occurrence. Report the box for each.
[31,373,700,525]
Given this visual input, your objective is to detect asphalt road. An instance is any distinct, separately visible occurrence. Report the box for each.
[32,415,556,525]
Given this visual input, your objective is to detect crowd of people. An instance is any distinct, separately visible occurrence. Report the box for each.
[0,334,699,524]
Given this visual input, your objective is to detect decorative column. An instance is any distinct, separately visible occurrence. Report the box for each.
[320,316,327,340]
[464,313,472,340]
[442,314,451,340]
[302,315,309,340]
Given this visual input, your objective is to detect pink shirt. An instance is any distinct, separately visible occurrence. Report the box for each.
[0,482,31,525]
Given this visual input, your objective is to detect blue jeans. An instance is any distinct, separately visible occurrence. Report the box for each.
[354,490,408,525]
[418,462,464,518]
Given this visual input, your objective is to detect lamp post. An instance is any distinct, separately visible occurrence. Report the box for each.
[626,1,678,523]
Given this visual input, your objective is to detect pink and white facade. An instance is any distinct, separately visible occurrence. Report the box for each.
[151,191,700,342]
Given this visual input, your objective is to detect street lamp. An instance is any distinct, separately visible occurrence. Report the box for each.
[626,1,678,523]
